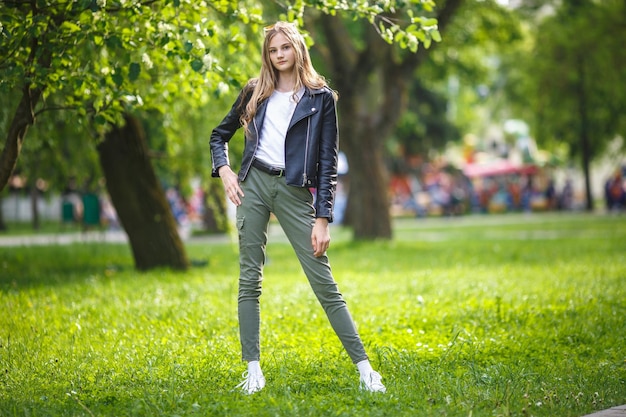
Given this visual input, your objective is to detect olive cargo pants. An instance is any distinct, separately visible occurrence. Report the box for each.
[236,166,368,364]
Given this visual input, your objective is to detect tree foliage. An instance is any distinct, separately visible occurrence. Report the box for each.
[500,0,626,209]
[534,1,626,156]
[0,0,442,191]
[0,0,261,195]
[392,0,523,160]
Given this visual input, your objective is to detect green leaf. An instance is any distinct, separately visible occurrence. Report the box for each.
[60,21,81,33]
[190,59,203,72]
[106,35,123,49]
[129,62,141,81]
[94,114,107,125]
[431,30,442,43]
[112,73,123,87]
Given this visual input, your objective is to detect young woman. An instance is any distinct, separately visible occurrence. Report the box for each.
[210,21,386,395]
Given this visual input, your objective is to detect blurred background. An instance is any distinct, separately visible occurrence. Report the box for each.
[1,0,624,269]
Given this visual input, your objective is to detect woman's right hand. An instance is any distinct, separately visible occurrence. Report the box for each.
[219,166,244,206]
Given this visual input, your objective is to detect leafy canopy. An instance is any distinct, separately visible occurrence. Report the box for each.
[0,0,441,192]
[0,0,440,123]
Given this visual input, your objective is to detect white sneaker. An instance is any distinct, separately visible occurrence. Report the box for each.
[236,369,266,394]
[359,370,386,393]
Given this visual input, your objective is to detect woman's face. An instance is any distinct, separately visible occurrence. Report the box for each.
[268,32,296,74]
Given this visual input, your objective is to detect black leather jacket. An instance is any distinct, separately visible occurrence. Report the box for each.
[210,86,339,222]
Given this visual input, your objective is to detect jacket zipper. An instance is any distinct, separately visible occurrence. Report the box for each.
[302,117,311,186]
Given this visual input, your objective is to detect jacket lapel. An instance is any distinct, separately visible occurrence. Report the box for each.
[288,89,321,131]
[253,99,269,140]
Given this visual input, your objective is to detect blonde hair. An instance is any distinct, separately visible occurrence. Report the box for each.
[240,21,336,134]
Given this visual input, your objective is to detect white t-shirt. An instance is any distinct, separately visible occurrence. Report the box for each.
[255,88,304,168]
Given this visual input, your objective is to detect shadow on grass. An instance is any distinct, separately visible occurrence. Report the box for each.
[0,243,215,291]
[0,244,137,290]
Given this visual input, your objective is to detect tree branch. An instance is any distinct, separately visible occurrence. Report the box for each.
[33,104,89,117]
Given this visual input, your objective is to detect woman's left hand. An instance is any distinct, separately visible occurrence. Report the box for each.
[311,218,331,257]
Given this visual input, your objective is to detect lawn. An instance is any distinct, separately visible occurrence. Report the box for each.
[0,213,624,416]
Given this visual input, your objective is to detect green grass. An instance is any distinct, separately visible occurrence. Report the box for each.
[1,220,85,236]
[1,213,625,416]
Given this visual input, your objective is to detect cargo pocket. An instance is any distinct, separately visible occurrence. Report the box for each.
[236,215,245,246]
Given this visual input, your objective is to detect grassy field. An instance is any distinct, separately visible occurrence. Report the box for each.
[1,213,624,416]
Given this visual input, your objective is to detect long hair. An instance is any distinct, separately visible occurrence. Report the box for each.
[240,22,336,134]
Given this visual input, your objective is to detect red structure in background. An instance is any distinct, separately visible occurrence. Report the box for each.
[462,160,538,178]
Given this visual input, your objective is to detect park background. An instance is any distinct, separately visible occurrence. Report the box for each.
[1,1,625,416]
[2,0,625,250]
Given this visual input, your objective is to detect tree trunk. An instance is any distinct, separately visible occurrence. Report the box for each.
[0,21,52,192]
[30,185,40,230]
[0,86,46,192]
[577,54,594,211]
[0,194,6,231]
[342,117,392,239]
[202,184,229,233]
[97,114,189,271]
